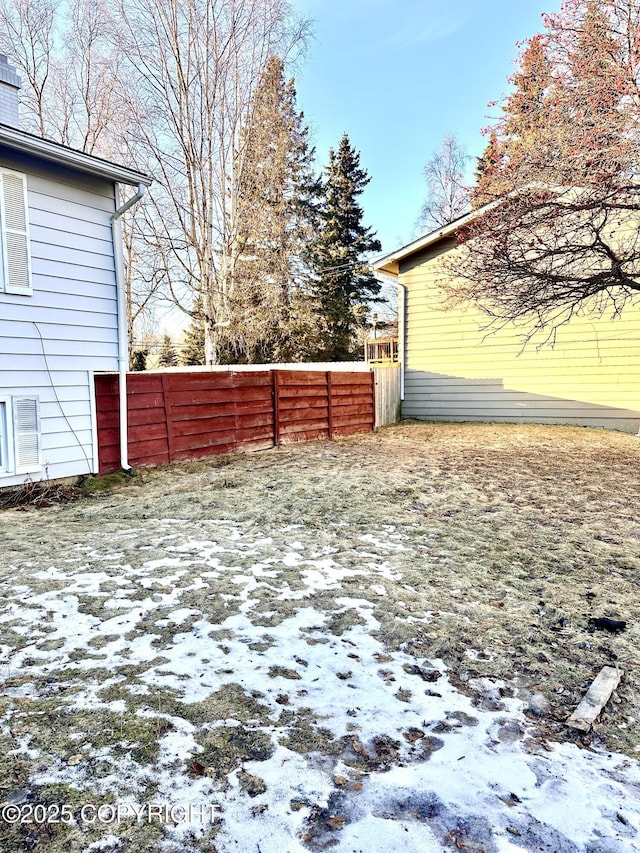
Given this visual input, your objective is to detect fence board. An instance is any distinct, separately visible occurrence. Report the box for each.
[95,367,375,473]
[373,365,401,428]
[279,417,330,435]
[279,427,328,444]
[276,371,328,385]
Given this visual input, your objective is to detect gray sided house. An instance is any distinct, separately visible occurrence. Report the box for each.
[0,57,151,488]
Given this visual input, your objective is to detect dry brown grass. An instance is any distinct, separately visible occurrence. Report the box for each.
[0,422,639,851]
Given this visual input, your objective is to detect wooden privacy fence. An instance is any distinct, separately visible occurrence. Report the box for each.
[95,369,375,474]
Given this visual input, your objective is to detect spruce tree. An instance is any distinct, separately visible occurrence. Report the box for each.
[450,0,640,341]
[158,334,179,367]
[473,130,506,207]
[472,34,553,205]
[181,300,206,366]
[229,55,319,363]
[310,134,382,361]
[130,349,148,371]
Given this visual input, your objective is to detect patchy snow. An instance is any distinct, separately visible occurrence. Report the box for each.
[1,511,639,852]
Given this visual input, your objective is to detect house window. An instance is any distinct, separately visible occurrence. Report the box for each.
[0,396,41,477]
[0,169,32,295]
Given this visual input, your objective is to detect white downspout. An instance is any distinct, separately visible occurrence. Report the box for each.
[396,280,406,401]
[112,182,145,471]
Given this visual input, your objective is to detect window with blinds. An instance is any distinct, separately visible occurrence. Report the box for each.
[0,396,41,477]
[0,169,32,295]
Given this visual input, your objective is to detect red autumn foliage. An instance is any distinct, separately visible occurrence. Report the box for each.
[456,0,640,343]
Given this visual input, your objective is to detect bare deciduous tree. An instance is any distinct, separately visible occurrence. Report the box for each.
[0,0,310,363]
[114,0,310,364]
[0,0,163,336]
[0,0,56,137]
[418,133,470,231]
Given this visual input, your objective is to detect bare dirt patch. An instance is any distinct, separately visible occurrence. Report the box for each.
[0,422,639,852]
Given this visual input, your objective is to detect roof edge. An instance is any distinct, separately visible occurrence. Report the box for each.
[0,123,152,187]
[372,182,593,275]
[371,205,485,276]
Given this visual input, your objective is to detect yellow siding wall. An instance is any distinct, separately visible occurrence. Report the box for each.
[400,238,640,432]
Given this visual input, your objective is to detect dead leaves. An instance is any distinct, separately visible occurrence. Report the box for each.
[351,735,370,760]
[403,663,443,683]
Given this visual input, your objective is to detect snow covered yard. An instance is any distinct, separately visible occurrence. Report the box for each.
[0,422,639,853]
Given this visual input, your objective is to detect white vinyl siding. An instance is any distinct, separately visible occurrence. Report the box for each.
[0,169,31,295]
[0,153,120,485]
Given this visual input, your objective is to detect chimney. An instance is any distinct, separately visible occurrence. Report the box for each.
[0,55,21,128]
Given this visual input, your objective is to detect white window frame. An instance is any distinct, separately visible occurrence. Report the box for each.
[0,397,14,475]
[0,395,40,477]
[0,168,32,296]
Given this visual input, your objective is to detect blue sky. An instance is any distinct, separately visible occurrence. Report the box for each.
[292,0,561,254]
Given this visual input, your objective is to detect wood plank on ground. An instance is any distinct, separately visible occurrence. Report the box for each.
[567,666,622,732]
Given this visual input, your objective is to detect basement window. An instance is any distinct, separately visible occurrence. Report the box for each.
[0,396,41,477]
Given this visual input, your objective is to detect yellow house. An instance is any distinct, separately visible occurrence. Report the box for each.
[373,215,640,434]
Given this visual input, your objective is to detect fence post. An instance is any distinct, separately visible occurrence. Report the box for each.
[231,371,239,453]
[272,369,280,446]
[327,371,333,439]
[161,372,175,463]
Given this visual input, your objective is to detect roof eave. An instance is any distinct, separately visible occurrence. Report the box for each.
[0,123,152,187]
[371,207,482,274]
[373,184,576,274]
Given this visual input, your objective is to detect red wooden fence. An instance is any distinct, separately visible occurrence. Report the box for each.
[95,369,375,474]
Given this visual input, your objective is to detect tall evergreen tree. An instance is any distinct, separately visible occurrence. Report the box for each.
[181,300,206,366]
[310,134,382,361]
[473,34,553,205]
[226,55,319,363]
[158,334,179,367]
[551,0,631,184]
[130,349,148,371]
[472,129,505,207]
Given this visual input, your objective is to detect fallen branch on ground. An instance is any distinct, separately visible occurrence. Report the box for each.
[0,477,89,509]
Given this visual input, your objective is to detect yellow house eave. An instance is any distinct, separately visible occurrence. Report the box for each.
[372,185,561,276]
[371,206,483,277]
